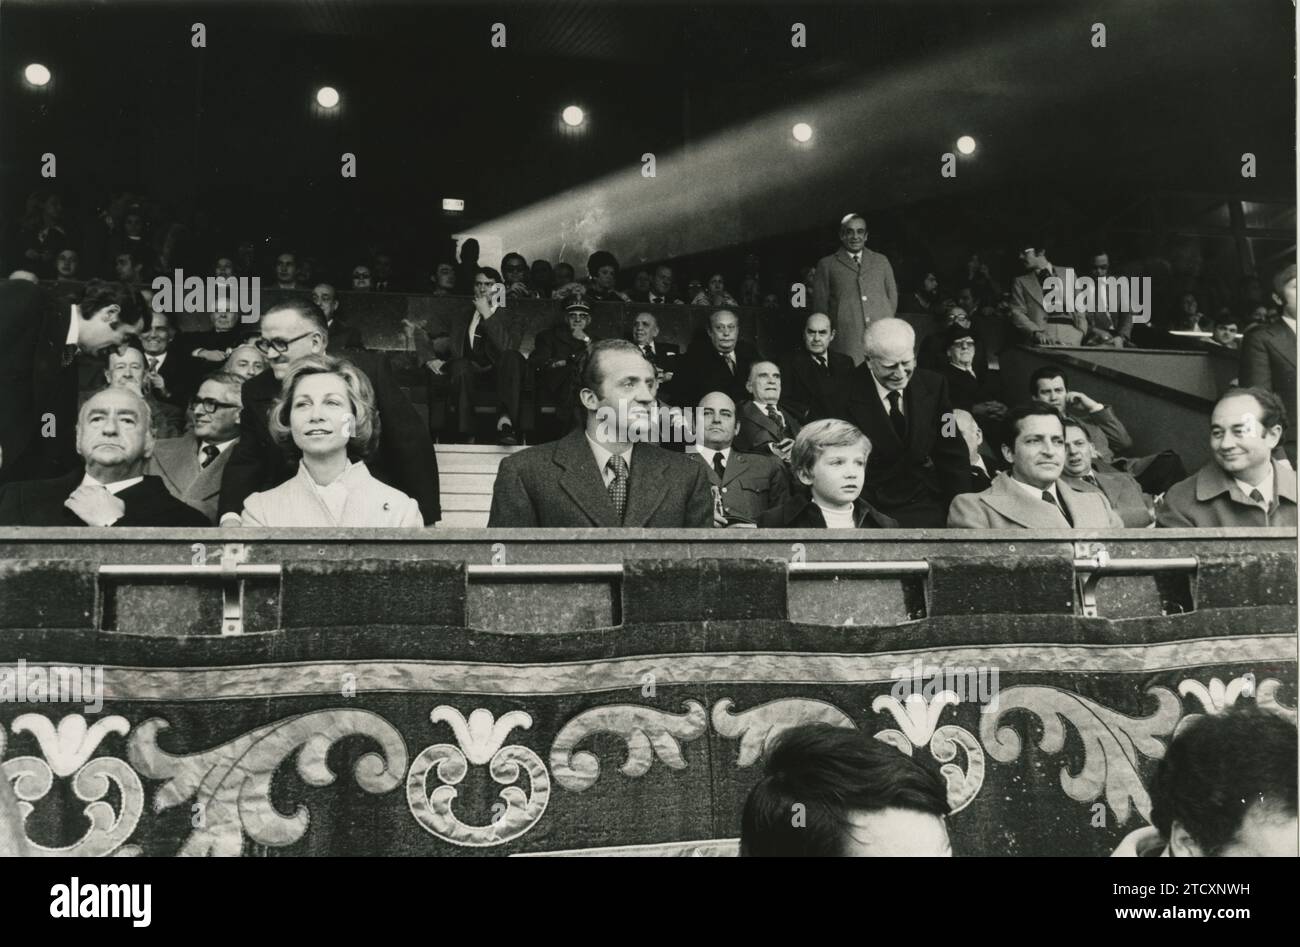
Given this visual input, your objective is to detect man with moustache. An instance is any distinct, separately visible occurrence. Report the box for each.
[488,340,712,527]
[216,295,440,524]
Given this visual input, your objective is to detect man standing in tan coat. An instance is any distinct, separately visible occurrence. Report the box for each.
[811,214,898,366]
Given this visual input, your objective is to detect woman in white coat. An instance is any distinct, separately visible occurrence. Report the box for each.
[240,354,424,527]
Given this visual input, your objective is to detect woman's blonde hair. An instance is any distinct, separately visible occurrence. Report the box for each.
[268,354,379,459]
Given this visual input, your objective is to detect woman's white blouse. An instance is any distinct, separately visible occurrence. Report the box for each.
[240,461,424,527]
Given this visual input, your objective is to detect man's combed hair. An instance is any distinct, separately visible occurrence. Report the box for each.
[1028,365,1067,395]
[263,294,329,336]
[568,339,648,428]
[77,279,146,326]
[1220,386,1288,433]
[268,354,379,459]
[999,401,1065,453]
[1149,706,1297,855]
[202,370,247,408]
[740,723,949,857]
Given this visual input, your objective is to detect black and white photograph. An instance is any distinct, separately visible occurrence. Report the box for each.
[0,0,1295,915]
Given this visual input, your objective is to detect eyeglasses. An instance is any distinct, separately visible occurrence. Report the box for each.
[191,396,240,413]
[949,340,976,349]
[253,331,315,355]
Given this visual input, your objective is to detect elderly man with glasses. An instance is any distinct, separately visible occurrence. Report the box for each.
[216,295,441,525]
[147,371,244,523]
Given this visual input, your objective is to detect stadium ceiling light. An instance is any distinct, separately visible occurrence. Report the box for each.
[956,135,977,155]
[792,122,813,143]
[24,63,51,87]
[562,105,585,127]
[316,86,340,109]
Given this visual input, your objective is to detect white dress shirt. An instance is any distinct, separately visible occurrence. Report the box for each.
[80,473,144,494]
[198,438,238,467]
[1234,466,1275,508]
[696,446,732,471]
[872,375,904,416]
[586,434,633,487]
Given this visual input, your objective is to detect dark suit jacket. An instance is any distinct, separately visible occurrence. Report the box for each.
[1239,320,1297,463]
[0,470,209,527]
[148,432,237,524]
[488,428,713,527]
[150,349,205,408]
[939,362,1001,412]
[778,350,854,423]
[689,448,790,523]
[0,279,81,483]
[734,400,802,455]
[530,326,592,402]
[673,339,763,408]
[327,316,364,351]
[217,350,441,524]
[628,290,684,305]
[755,494,898,528]
[416,307,517,366]
[845,366,970,511]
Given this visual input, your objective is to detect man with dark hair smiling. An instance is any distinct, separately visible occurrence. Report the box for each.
[488,339,711,527]
[1113,706,1297,857]
[741,722,951,857]
[216,295,440,524]
[947,401,1123,528]
[1157,387,1297,527]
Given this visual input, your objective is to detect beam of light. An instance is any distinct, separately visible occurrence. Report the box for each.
[316,86,340,109]
[24,63,51,86]
[562,105,585,127]
[474,0,1240,271]
[792,122,813,143]
[956,135,976,155]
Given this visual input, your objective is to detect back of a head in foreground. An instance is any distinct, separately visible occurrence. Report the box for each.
[1149,705,1298,857]
[741,722,951,857]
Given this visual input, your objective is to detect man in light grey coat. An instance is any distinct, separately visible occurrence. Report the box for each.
[148,372,243,524]
[810,214,898,366]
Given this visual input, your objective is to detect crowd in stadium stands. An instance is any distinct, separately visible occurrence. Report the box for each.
[2,198,1296,531]
[739,705,1297,857]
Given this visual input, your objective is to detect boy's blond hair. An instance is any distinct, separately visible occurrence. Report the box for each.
[791,418,871,482]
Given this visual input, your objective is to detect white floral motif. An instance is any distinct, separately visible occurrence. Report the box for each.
[11,713,130,778]
[872,693,959,747]
[408,706,550,847]
[1178,676,1256,715]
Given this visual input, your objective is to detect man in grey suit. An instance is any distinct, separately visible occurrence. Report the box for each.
[488,340,713,527]
[1009,241,1089,346]
[148,371,243,524]
[948,402,1124,529]
[810,214,898,366]
[690,391,789,525]
[1060,418,1153,528]
[734,361,802,462]
[1239,263,1296,464]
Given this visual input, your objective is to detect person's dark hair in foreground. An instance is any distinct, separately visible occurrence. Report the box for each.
[1146,706,1297,857]
[741,723,952,856]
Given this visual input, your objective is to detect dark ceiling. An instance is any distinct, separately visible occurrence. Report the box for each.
[1,0,1294,273]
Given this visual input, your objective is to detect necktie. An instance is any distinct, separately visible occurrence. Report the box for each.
[1042,489,1073,526]
[712,452,726,481]
[606,454,629,521]
[724,352,735,375]
[201,444,221,468]
[642,345,653,359]
[887,390,906,439]
[62,343,78,368]
[851,253,861,268]
[1083,474,1100,489]
[1036,268,1052,287]
[765,404,784,432]
[471,321,484,355]
[1249,488,1266,508]
[814,355,827,370]
[148,355,159,373]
